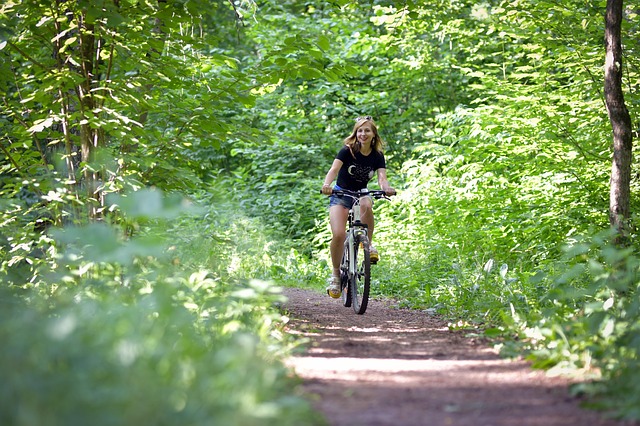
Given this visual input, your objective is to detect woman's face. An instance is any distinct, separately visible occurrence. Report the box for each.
[356,122,375,146]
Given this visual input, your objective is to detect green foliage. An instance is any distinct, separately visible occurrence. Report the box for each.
[0,0,254,219]
[0,188,321,426]
[0,281,315,426]
[491,231,640,419]
[3,0,640,421]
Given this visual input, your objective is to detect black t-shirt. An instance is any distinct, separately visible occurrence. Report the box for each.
[335,146,386,191]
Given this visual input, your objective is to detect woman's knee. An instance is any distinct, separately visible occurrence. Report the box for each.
[360,198,373,215]
[331,228,346,242]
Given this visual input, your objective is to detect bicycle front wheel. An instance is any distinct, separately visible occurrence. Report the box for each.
[351,234,371,314]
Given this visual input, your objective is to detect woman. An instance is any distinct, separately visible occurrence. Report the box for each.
[321,116,395,298]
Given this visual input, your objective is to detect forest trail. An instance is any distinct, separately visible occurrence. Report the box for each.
[283,287,629,426]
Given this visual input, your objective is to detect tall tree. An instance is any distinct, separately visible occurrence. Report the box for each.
[605,0,633,237]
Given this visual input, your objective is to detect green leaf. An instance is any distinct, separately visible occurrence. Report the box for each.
[317,35,330,51]
[484,327,503,337]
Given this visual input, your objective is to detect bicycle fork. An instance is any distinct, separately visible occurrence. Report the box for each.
[345,203,368,279]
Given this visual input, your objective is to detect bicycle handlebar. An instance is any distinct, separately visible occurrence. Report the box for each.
[319,188,396,199]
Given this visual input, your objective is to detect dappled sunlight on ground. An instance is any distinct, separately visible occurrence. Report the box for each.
[287,356,535,386]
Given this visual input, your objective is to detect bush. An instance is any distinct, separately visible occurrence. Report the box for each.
[497,230,640,419]
[0,188,323,426]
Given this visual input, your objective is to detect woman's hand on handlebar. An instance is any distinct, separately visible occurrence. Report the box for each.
[383,187,397,196]
[321,184,333,196]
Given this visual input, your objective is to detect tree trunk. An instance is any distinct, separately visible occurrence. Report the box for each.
[605,0,633,239]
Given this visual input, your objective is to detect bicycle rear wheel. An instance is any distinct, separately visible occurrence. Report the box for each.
[340,244,351,307]
[351,234,371,314]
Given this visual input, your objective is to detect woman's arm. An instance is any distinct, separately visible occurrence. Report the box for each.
[377,168,395,194]
[321,159,343,194]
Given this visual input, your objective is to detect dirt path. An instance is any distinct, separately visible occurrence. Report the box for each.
[283,287,632,426]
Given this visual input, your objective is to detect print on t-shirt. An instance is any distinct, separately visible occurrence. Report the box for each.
[347,164,375,183]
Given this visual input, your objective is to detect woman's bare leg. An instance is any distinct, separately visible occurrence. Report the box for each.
[359,196,374,245]
[329,205,349,277]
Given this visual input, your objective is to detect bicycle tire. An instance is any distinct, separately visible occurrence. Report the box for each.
[340,245,351,307]
[351,234,371,314]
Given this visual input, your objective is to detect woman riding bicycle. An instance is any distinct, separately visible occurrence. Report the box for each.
[321,116,395,298]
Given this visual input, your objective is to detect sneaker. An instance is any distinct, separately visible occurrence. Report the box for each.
[326,276,341,298]
[369,245,379,264]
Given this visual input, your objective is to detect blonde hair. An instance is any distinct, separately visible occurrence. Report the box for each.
[343,116,384,155]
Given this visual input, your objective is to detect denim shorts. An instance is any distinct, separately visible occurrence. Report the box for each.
[329,185,371,209]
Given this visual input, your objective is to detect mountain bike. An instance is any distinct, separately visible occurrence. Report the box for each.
[325,188,393,315]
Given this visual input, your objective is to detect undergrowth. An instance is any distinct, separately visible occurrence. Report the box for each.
[0,188,323,426]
